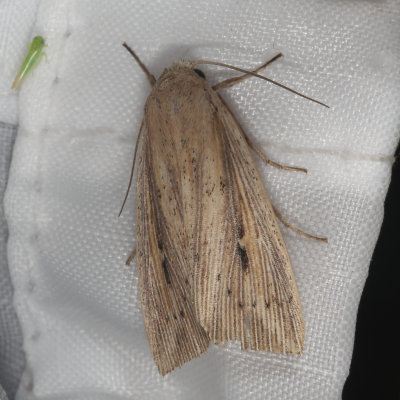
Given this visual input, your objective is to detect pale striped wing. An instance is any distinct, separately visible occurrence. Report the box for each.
[194,95,305,354]
[136,121,210,376]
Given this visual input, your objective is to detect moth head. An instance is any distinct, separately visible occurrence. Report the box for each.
[168,62,207,81]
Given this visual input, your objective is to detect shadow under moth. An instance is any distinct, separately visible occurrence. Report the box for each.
[120,43,328,376]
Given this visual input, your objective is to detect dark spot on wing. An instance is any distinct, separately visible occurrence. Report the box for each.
[162,258,171,284]
[237,243,249,270]
[219,177,226,193]
[237,224,244,239]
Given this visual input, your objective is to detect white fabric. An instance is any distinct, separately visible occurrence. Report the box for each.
[0,122,23,400]
[2,0,400,399]
[0,385,9,400]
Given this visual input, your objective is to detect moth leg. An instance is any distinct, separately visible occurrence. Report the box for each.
[273,206,328,242]
[243,130,307,173]
[122,42,156,86]
[126,248,137,265]
[213,53,283,91]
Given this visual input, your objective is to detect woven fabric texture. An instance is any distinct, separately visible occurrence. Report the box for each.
[1,1,40,398]
[0,385,9,400]
[1,1,400,399]
[0,122,23,400]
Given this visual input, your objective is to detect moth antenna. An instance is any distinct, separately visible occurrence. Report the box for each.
[194,60,329,108]
[119,122,144,217]
[122,42,156,86]
[213,53,283,91]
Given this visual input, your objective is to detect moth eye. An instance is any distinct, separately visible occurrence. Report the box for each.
[194,69,206,80]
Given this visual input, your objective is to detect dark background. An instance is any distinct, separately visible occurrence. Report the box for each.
[342,144,400,400]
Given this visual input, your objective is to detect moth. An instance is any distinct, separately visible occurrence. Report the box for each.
[120,43,328,376]
[11,36,45,89]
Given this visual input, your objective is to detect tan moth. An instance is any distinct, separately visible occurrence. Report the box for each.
[120,43,328,376]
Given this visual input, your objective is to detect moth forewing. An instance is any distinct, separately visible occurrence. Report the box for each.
[123,44,327,375]
[194,90,305,354]
[136,69,212,375]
